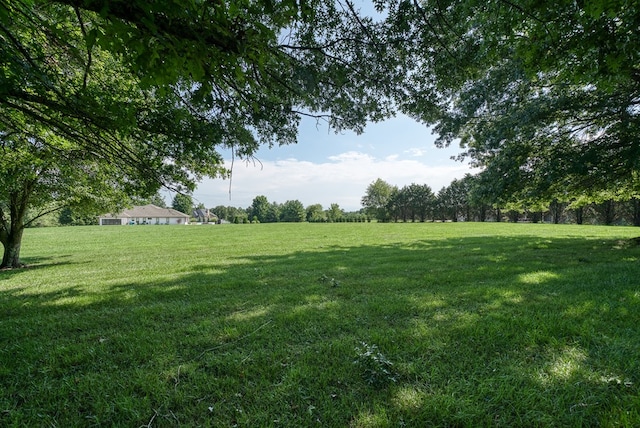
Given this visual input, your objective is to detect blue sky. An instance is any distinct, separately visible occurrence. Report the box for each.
[178,114,476,211]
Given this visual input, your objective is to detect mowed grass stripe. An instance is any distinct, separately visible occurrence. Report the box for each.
[1,222,639,426]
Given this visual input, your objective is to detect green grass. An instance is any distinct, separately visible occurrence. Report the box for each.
[1,222,640,427]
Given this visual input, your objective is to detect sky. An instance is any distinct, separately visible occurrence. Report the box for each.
[172,114,477,212]
[162,2,476,212]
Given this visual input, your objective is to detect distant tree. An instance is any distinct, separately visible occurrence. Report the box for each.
[265,202,281,223]
[150,194,167,208]
[466,175,491,222]
[210,205,244,223]
[172,194,193,215]
[361,178,397,222]
[306,204,326,222]
[548,199,566,224]
[406,183,435,222]
[58,208,99,226]
[621,198,640,227]
[438,179,469,222]
[280,200,306,222]
[594,200,617,226]
[326,203,344,223]
[378,186,410,221]
[249,196,270,223]
[211,206,229,221]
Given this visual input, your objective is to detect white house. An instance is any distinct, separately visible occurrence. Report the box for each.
[99,204,190,225]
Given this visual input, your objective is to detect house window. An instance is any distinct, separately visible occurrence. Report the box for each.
[101,219,121,225]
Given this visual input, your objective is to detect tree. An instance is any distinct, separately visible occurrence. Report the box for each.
[1,129,136,268]
[58,207,98,226]
[172,194,193,216]
[326,204,344,223]
[361,179,397,222]
[306,204,326,222]
[406,183,435,222]
[211,205,247,223]
[386,188,406,222]
[266,202,281,223]
[249,196,270,223]
[280,200,306,222]
[437,179,469,222]
[4,1,404,143]
[389,0,640,206]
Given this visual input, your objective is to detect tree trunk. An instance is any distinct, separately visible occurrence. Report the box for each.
[1,186,31,269]
[478,205,487,222]
[531,211,540,223]
[575,207,584,225]
[0,226,25,269]
[551,199,562,224]
[605,200,615,225]
[632,198,640,227]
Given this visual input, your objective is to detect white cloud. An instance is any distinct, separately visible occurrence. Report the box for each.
[190,151,474,211]
[406,147,431,157]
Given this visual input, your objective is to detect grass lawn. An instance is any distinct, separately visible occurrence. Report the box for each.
[1,222,640,427]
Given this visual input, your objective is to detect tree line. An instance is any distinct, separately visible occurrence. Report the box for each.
[176,194,369,224]
[45,179,640,227]
[168,176,640,226]
[214,196,370,224]
[362,177,640,226]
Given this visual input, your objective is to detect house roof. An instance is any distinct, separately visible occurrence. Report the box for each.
[193,208,218,218]
[100,204,190,219]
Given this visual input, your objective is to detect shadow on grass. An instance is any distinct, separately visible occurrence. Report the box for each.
[1,235,639,426]
[0,255,75,280]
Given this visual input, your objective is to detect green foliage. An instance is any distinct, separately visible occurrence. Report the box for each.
[171,193,193,215]
[387,183,435,222]
[326,203,344,223]
[211,205,247,223]
[58,207,99,226]
[0,128,135,266]
[306,203,326,222]
[248,195,271,223]
[280,200,306,222]
[1,0,406,265]
[2,0,403,167]
[361,178,397,222]
[389,0,640,204]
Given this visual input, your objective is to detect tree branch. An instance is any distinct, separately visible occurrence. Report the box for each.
[73,6,92,90]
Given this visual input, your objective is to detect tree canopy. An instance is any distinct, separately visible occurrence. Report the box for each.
[2,0,404,166]
[361,178,397,222]
[388,0,640,204]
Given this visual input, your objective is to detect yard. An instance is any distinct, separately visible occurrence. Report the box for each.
[1,222,639,426]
